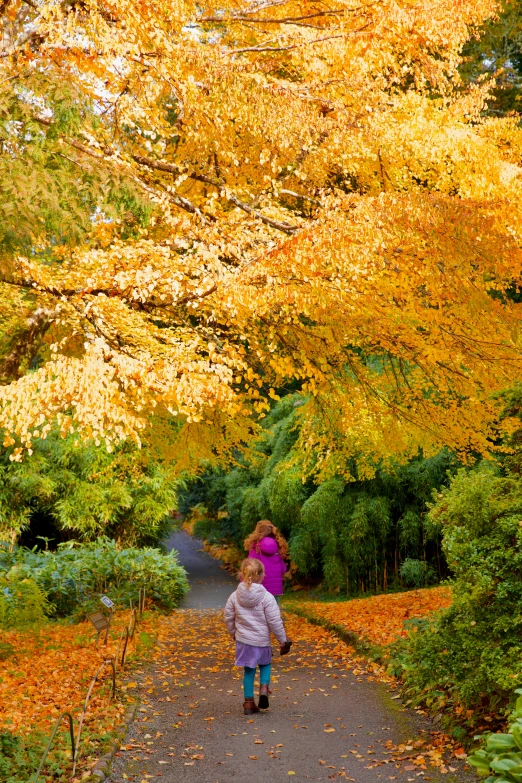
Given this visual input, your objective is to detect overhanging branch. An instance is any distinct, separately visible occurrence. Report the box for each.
[132,155,299,234]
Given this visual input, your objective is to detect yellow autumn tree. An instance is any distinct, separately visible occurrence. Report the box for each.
[1,0,522,476]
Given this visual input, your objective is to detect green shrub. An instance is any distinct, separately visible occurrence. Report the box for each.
[240,487,264,537]
[469,690,522,782]
[390,463,522,721]
[0,576,49,628]
[0,728,72,783]
[192,514,219,542]
[399,558,436,588]
[0,639,15,659]
[0,538,189,617]
[0,429,180,548]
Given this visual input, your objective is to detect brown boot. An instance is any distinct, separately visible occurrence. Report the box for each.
[243,698,260,715]
[258,683,271,710]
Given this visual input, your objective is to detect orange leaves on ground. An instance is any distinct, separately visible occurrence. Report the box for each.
[0,621,114,738]
[285,587,452,647]
[0,613,159,740]
[147,607,463,777]
[379,734,465,774]
[153,607,384,698]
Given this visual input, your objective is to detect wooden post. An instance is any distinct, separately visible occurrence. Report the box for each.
[104,607,113,645]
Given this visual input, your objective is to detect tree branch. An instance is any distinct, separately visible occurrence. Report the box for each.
[231,25,370,54]
[0,307,56,384]
[231,32,343,53]
[226,193,298,233]
[34,118,300,232]
[132,154,299,234]
[0,272,219,312]
[279,188,322,205]
[32,122,204,219]
[198,9,345,23]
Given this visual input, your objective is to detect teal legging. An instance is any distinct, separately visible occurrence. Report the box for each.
[243,664,271,698]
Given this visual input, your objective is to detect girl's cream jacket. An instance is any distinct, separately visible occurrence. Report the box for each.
[224,582,286,647]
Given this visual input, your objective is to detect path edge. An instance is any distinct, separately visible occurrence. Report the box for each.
[86,701,138,782]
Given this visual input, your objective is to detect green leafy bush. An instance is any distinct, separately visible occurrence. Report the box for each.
[399,558,436,588]
[0,429,180,548]
[0,576,50,628]
[469,690,522,782]
[0,728,75,783]
[0,538,189,617]
[390,463,522,721]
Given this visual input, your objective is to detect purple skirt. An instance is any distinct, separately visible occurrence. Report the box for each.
[235,641,272,667]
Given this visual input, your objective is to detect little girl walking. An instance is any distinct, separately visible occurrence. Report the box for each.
[224,558,291,715]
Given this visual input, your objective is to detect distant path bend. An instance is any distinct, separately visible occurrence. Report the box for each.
[166,529,237,609]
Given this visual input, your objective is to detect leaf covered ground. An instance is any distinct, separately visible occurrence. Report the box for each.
[0,613,160,782]
[283,587,453,647]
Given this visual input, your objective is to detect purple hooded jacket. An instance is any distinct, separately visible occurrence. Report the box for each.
[248,536,286,596]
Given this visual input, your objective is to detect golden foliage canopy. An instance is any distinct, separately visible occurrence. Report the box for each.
[1,0,522,475]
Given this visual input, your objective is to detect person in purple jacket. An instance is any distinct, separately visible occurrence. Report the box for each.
[244,520,289,601]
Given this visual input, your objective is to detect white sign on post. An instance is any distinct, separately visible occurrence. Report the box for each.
[100,595,115,609]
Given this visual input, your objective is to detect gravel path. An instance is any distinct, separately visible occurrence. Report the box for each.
[108,532,472,783]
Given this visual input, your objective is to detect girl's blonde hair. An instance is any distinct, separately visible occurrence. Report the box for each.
[240,558,265,587]
[244,520,289,559]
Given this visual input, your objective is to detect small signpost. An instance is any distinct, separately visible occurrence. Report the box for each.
[87,596,115,645]
[87,611,110,646]
[100,596,114,644]
[87,611,109,633]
